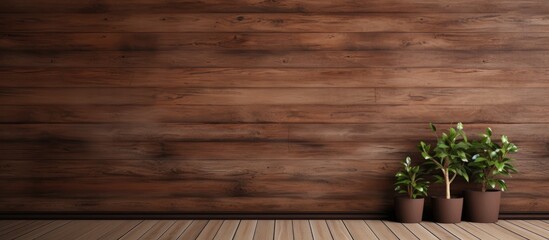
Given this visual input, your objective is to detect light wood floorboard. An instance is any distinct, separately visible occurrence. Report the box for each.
[0,219,546,239]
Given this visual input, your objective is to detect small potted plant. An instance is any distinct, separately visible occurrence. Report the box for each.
[464,128,518,222]
[419,122,470,223]
[394,156,429,223]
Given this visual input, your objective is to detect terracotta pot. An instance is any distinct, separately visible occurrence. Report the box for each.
[464,190,501,223]
[431,196,463,223]
[394,197,424,223]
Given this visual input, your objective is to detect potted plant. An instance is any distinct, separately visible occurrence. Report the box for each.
[394,157,429,223]
[419,122,470,223]
[464,128,518,222]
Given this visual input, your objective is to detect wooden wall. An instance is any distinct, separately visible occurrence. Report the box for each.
[1,0,548,214]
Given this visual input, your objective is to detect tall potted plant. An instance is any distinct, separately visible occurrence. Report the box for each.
[465,128,518,222]
[394,157,429,223]
[419,123,470,223]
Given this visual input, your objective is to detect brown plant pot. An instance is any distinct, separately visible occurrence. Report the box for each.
[431,196,463,223]
[394,197,424,223]
[464,190,501,223]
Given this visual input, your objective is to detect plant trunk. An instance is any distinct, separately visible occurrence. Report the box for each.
[481,181,487,192]
[444,169,450,199]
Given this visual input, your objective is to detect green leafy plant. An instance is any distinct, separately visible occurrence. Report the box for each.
[394,157,429,199]
[469,128,518,192]
[419,123,470,199]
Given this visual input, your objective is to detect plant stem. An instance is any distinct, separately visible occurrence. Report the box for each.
[444,169,450,199]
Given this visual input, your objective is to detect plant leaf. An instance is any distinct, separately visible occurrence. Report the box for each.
[429,122,437,132]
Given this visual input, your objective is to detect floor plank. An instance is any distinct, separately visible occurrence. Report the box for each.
[420,222,458,240]
[1,219,547,240]
[0,221,27,233]
[468,222,526,240]
[196,220,224,240]
[0,220,36,236]
[274,220,293,240]
[158,220,193,240]
[507,220,549,237]
[14,220,70,240]
[455,222,498,240]
[253,220,275,240]
[74,220,127,240]
[139,220,175,240]
[293,220,313,240]
[326,220,352,240]
[119,220,158,240]
[0,220,52,240]
[527,220,549,230]
[178,220,209,240]
[343,220,378,240]
[437,223,479,239]
[97,220,143,240]
[233,220,257,240]
[383,221,418,240]
[37,220,103,240]
[310,220,333,240]
[402,223,438,240]
[365,220,398,240]
[496,220,546,240]
[214,220,240,240]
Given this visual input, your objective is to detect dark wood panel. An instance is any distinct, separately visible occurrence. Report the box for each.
[1,142,546,173]
[1,0,547,215]
[376,88,549,105]
[2,68,549,88]
[0,197,392,212]
[289,124,549,142]
[0,88,375,105]
[1,13,548,33]
[1,123,548,143]
[3,105,549,123]
[4,87,548,106]
[1,0,548,13]
[0,181,545,212]
[0,124,288,142]
[1,51,548,68]
[4,33,549,51]
[0,194,545,213]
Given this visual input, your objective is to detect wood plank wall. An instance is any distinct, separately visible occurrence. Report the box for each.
[0,0,548,214]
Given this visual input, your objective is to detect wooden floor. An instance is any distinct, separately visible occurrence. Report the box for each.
[0,219,547,240]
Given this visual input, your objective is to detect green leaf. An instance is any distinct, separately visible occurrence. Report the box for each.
[486,127,492,137]
[502,135,509,144]
[429,122,437,132]
[495,162,505,172]
[498,179,508,191]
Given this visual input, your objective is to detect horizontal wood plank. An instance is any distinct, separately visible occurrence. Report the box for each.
[0,123,288,142]
[2,13,548,33]
[1,68,549,88]
[4,33,549,51]
[3,105,549,124]
[0,141,546,171]
[0,88,375,105]
[1,0,549,13]
[2,123,548,143]
[1,50,548,68]
[376,88,549,105]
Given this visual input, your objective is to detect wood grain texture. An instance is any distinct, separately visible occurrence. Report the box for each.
[5,33,549,51]
[2,68,549,88]
[2,13,549,33]
[1,0,548,13]
[1,0,548,215]
[2,50,548,68]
